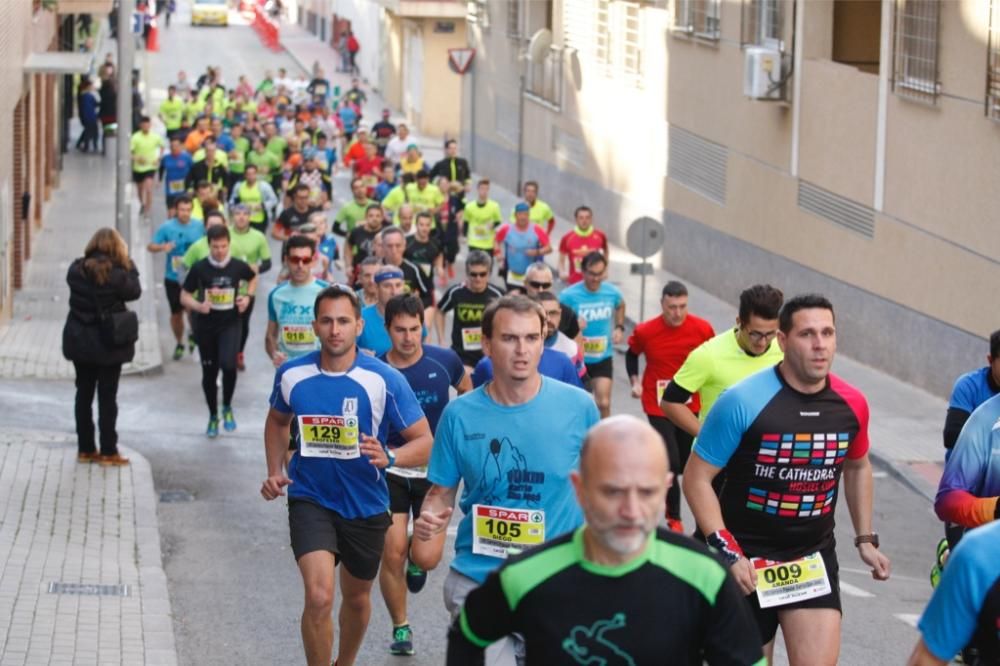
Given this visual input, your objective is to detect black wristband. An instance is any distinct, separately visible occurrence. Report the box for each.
[994,498,1000,520]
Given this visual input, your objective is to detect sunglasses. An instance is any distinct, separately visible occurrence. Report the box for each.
[528,281,552,289]
[468,271,489,278]
[287,255,313,265]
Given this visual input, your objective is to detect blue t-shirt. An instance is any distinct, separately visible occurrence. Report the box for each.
[269,351,425,518]
[949,367,1000,414]
[472,348,583,389]
[428,377,600,583]
[935,393,1000,526]
[373,179,397,202]
[161,151,193,198]
[216,133,235,153]
[499,225,547,277]
[339,106,358,133]
[152,217,205,283]
[918,520,1000,662]
[379,344,465,459]
[559,282,624,363]
[318,234,339,263]
[358,304,391,357]
[267,279,328,359]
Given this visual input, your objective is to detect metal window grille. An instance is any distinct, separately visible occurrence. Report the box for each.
[467,1,490,31]
[526,46,564,109]
[622,2,643,79]
[674,0,721,40]
[987,0,1000,119]
[595,0,611,68]
[741,0,783,48]
[507,0,521,38]
[892,0,940,103]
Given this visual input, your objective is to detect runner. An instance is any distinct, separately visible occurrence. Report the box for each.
[371,108,396,157]
[272,184,320,241]
[265,235,328,367]
[405,212,444,291]
[333,178,376,237]
[228,204,272,371]
[158,137,193,216]
[436,251,504,372]
[558,205,608,285]
[535,290,585,380]
[345,204,389,285]
[684,294,891,664]
[180,225,257,437]
[461,179,503,260]
[380,226,432,309]
[186,136,229,199]
[626,281,715,530]
[158,85,185,140]
[412,294,600,664]
[908,520,1000,666]
[228,164,278,234]
[429,139,471,188]
[147,195,204,360]
[357,265,407,356]
[385,123,411,165]
[180,209,226,269]
[944,329,1000,456]
[377,294,471,656]
[287,154,333,209]
[509,181,555,235]
[354,256,381,309]
[449,415,765,666]
[559,251,625,418]
[935,391,1000,532]
[260,286,432,666]
[129,115,164,217]
[660,284,785,437]
[524,262,580,341]
[495,203,551,291]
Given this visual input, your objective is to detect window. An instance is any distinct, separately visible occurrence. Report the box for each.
[526,46,564,109]
[988,0,1000,119]
[892,0,940,103]
[674,0,721,40]
[621,1,643,77]
[467,1,490,31]
[741,0,784,49]
[595,0,611,68]
[507,0,521,38]
[832,0,881,74]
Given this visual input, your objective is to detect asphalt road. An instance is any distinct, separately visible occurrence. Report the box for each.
[0,7,941,664]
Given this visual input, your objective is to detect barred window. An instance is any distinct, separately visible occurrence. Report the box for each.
[595,0,611,67]
[892,0,940,103]
[526,46,564,109]
[741,0,784,49]
[507,0,521,39]
[621,2,643,77]
[467,1,490,31]
[987,0,1000,119]
[674,0,721,40]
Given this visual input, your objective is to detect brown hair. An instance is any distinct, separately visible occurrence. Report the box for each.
[83,227,131,285]
[482,294,546,339]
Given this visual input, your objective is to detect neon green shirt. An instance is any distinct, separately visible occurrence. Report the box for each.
[509,199,555,227]
[130,131,164,173]
[463,199,503,250]
[381,185,407,215]
[228,136,250,174]
[335,199,375,233]
[182,237,210,269]
[671,328,784,421]
[248,149,282,177]
[265,136,288,159]
[159,97,185,131]
[405,183,444,213]
[229,227,271,267]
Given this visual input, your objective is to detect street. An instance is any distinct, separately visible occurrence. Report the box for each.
[0,6,944,666]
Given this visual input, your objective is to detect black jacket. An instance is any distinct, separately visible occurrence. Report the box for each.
[429,156,471,184]
[62,255,142,365]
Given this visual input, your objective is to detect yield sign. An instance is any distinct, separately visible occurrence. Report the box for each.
[448,48,476,75]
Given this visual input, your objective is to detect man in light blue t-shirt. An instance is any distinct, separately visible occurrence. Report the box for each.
[412,294,599,664]
[558,250,625,418]
[265,235,328,366]
[146,194,205,360]
[357,266,406,356]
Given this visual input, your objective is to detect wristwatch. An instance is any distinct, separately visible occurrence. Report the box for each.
[386,449,396,468]
[854,533,879,548]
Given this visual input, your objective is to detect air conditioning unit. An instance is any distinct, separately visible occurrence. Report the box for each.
[744,46,785,100]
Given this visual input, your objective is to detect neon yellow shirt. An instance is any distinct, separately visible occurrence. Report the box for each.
[405,183,444,213]
[463,199,502,250]
[159,98,185,131]
[509,199,555,227]
[130,131,164,173]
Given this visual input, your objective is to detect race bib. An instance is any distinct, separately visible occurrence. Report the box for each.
[281,324,315,351]
[656,379,669,404]
[507,271,526,287]
[471,225,491,241]
[205,287,236,310]
[752,552,832,609]
[462,327,483,351]
[471,504,545,559]
[248,202,263,212]
[298,415,360,459]
[582,336,608,358]
[168,179,185,194]
[170,255,185,276]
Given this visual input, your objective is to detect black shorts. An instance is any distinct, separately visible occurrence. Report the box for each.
[288,499,391,580]
[746,545,842,644]
[164,279,183,314]
[585,357,614,380]
[132,169,155,184]
[387,472,431,517]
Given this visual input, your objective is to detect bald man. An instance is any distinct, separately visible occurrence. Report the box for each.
[447,415,765,665]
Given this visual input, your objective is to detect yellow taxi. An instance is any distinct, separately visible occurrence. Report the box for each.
[191,0,229,26]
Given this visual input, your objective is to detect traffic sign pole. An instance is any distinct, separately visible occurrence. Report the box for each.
[625,216,665,323]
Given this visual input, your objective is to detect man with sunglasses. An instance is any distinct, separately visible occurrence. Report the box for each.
[266,235,328,369]
[436,251,505,374]
[524,262,581,342]
[660,284,784,438]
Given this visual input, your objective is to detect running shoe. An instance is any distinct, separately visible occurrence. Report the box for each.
[405,560,427,594]
[667,518,685,533]
[930,537,949,588]
[187,333,196,354]
[389,624,415,656]
[206,417,219,438]
[236,352,246,371]
[222,406,237,432]
[172,344,184,361]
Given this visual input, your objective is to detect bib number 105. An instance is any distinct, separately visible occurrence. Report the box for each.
[483,519,521,539]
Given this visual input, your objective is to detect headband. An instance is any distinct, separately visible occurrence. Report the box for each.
[374,269,405,284]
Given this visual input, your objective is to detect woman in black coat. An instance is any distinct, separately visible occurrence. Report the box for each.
[62,227,141,465]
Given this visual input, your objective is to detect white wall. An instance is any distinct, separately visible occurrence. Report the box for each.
[332,0,383,85]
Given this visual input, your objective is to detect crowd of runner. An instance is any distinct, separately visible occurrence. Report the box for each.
[132,63,1000,666]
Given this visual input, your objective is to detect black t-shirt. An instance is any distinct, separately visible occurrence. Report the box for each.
[559,302,581,339]
[182,257,255,333]
[437,282,505,365]
[371,120,396,146]
[395,258,433,307]
[450,527,764,666]
[277,205,320,234]
[346,224,384,264]
[405,237,442,279]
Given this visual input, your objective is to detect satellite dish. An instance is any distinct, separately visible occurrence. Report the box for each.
[528,28,553,62]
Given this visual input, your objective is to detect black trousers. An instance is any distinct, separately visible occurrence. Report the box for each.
[197,322,240,417]
[238,295,256,353]
[77,121,100,151]
[73,362,123,456]
[648,414,695,521]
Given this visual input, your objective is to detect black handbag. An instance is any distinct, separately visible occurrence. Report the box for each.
[93,289,139,347]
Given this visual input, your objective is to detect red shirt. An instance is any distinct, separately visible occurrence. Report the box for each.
[627,313,715,416]
[559,228,609,284]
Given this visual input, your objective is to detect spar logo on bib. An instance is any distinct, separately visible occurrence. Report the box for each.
[481,508,538,522]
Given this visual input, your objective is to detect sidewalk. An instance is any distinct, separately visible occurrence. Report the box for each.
[0,148,163,380]
[281,25,947,498]
[0,431,177,665]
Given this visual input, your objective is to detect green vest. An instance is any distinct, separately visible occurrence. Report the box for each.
[238,181,265,223]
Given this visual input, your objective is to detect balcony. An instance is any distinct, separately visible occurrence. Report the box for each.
[371,0,466,19]
[53,0,113,14]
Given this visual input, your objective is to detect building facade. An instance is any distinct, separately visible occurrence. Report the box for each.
[461,0,1000,397]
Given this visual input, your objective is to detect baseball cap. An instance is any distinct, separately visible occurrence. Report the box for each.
[514,202,530,213]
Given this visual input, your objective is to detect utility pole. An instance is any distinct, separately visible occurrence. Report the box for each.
[116,0,135,248]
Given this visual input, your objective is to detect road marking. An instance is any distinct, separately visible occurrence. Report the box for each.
[841,566,927,584]
[872,471,888,478]
[839,581,875,598]
[895,613,920,629]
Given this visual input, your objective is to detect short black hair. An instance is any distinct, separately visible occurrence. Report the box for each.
[293,184,311,196]
[384,294,424,328]
[400,173,416,185]
[444,139,457,149]
[738,284,784,323]
[366,203,383,215]
[778,294,835,334]
[662,281,688,298]
[284,234,316,258]
[990,329,1000,359]
[206,224,230,243]
[313,285,361,319]
[173,194,193,208]
[139,115,151,124]
[415,211,433,224]
[531,290,558,304]
[196,179,212,190]
[581,251,607,272]
[574,205,592,219]
[204,209,226,225]
[202,136,216,146]
[245,163,257,173]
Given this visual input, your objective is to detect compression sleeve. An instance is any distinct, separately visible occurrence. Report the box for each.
[662,380,693,405]
[943,407,971,451]
[625,350,640,379]
[935,416,998,527]
[258,258,272,274]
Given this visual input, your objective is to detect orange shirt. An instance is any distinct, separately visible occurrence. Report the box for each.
[184,129,209,154]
